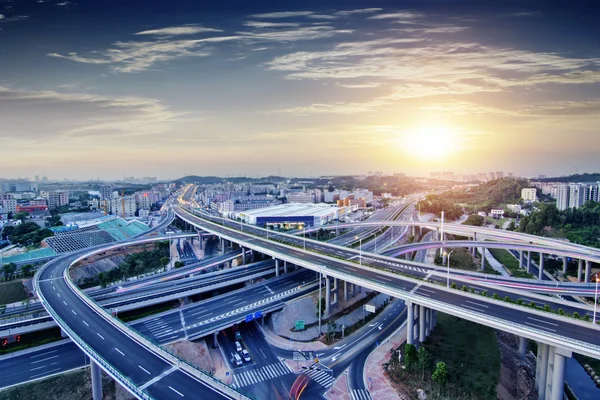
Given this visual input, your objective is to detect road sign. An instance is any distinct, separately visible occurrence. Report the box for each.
[376,341,380,347]
[254,311,263,319]
[226,371,230,376]
[364,304,376,313]
[368,377,372,382]
[245,314,254,323]
[295,320,305,330]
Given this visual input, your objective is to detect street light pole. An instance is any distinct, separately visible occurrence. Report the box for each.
[355,236,362,265]
[318,267,323,336]
[593,274,599,325]
[446,250,455,288]
[303,226,306,250]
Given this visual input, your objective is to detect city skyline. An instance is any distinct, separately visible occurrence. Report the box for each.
[1,0,599,179]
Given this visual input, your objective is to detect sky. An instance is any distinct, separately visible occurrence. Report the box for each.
[0,0,599,180]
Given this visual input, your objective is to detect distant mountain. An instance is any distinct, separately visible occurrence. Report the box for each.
[171,175,288,185]
[538,173,600,183]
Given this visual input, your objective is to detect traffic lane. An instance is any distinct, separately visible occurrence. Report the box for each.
[242,322,280,368]
[0,342,85,389]
[144,369,238,399]
[40,274,174,386]
[413,286,600,346]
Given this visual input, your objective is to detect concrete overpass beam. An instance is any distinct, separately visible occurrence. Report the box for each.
[536,343,549,399]
[91,360,103,400]
[60,328,68,338]
[538,253,545,280]
[518,337,527,361]
[578,259,583,282]
[406,301,414,345]
[562,257,568,275]
[585,260,591,282]
[419,305,426,343]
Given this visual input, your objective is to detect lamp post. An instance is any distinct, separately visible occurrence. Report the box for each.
[446,250,455,288]
[355,235,363,265]
[167,231,173,269]
[318,265,325,336]
[302,226,306,250]
[593,273,599,325]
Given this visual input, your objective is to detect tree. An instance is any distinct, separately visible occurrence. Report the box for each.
[463,214,484,227]
[2,263,16,280]
[417,347,430,381]
[404,343,417,370]
[13,212,29,222]
[432,361,448,385]
[160,257,170,271]
[21,264,33,277]
[0,304,5,316]
[173,261,184,269]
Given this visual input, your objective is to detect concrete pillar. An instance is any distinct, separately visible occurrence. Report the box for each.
[481,248,486,271]
[538,253,544,280]
[419,305,426,343]
[60,328,68,338]
[562,257,568,275]
[220,238,224,253]
[527,251,532,274]
[585,260,591,282]
[213,331,219,348]
[274,258,279,277]
[331,278,338,306]
[518,337,527,361]
[578,259,583,282]
[325,276,331,316]
[91,360,103,400]
[343,280,348,302]
[442,252,447,266]
[429,309,435,332]
[425,308,430,337]
[406,301,414,345]
[199,237,203,250]
[283,261,288,274]
[549,348,571,400]
[537,343,549,399]
[545,346,556,399]
[519,250,524,268]
[241,248,246,265]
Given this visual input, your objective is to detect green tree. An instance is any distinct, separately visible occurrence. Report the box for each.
[173,261,185,269]
[21,264,33,277]
[2,263,17,280]
[463,214,484,226]
[432,361,448,385]
[160,257,170,271]
[417,346,430,381]
[404,343,417,370]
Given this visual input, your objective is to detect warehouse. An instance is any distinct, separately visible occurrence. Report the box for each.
[238,203,339,228]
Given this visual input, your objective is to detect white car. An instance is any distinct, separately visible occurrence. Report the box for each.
[235,341,242,352]
[233,353,243,366]
[241,349,251,362]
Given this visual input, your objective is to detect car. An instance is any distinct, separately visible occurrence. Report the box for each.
[241,349,251,362]
[235,341,242,352]
[233,353,243,366]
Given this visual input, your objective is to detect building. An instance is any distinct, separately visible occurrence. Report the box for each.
[506,204,521,213]
[556,184,570,211]
[490,209,505,219]
[238,203,338,228]
[0,180,37,192]
[16,204,48,213]
[41,191,69,210]
[100,185,112,201]
[521,188,537,202]
[1,199,17,213]
[441,171,454,180]
[568,184,585,209]
[585,184,599,203]
[430,172,441,179]
[286,193,314,203]
[110,196,136,218]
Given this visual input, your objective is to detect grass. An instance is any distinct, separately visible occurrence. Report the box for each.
[0,280,29,305]
[487,248,534,279]
[0,368,115,400]
[386,313,501,400]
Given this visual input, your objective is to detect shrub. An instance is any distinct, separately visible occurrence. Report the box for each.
[480,290,487,297]
[451,283,457,289]
[504,296,511,302]
[544,305,550,312]
[573,312,581,319]
[493,293,499,300]
[558,308,565,315]
[516,299,523,305]
[529,301,536,308]
[461,285,468,292]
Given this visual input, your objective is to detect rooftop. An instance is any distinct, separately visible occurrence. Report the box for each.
[240,203,337,218]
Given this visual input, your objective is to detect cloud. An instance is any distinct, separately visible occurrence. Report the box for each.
[56,1,70,6]
[0,85,188,140]
[0,14,28,22]
[135,25,223,36]
[334,8,383,16]
[307,15,339,20]
[368,12,422,20]
[336,82,382,89]
[251,11,313,19]
[236,25,352,42]
[243,21,301,29]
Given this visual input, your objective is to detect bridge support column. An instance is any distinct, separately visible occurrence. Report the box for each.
[419,305,426,343]
[425,308,431,337]
[213,331,219,348]
[429,309,435,332]
[480,248,485,271]
[274,258,279,277]
[518,337,527,361]
[585,260,591,282]
[519,251,524,268]
[331,278,338,307]
[284,261,288,274]
[406,301,414,345]
[325,276,331,316]
[241,248,246,265]
[547,347,571,400]
[536,342,549,399]
[578,259,583,282]
[538,253,545,280]
[91,360,103,400]
[343,280,348,302]
[60,328,68,338]
[562,257,568,274]
[527,251,532,274]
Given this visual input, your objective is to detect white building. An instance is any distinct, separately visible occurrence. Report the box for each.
[506,204,521,213]
[568,184,585,209]
[490,209,505,219]
[111,196,136,218]
[239,203,338,227]
[41,191,69,210]
[1,199,17,213]
[521,188,537,202]
[556,184,570,211]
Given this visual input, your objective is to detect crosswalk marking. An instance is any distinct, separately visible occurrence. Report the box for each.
[351,389,372,400]
[304,368,334,388]
[231,360,292,389]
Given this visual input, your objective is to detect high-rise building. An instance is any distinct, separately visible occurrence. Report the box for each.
[100,185,113,201]
[111,195,136,218]
[568,184,585,209]
[586,184,599,203]
[41,191,69,210]
[556,185,570,211]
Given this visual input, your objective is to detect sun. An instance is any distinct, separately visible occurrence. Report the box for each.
[401,126,459,160]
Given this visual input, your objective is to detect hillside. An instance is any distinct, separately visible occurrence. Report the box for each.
[538,173,600,183]
[446,178,531,211]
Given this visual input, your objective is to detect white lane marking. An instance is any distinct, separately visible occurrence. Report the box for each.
[115,348,125,356]
[30,355,59,364]
[53,286,56,290]
[527,317,558,326]
[71,310,77,315]
[418,292,431,297]
[97,333,105,340]
[465,300,489,308]
[462,304,485,312]
[30,350,58,358]
[169,386,185,397]
[57,293,61,297]
[63,301,67,305]
[83,320,89,327]
[138,365,151,374]
[379,276,393,282]
[30,365,49,372]
[524,321,556,332]
[418,287,437,294]
[30,367,61,379]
